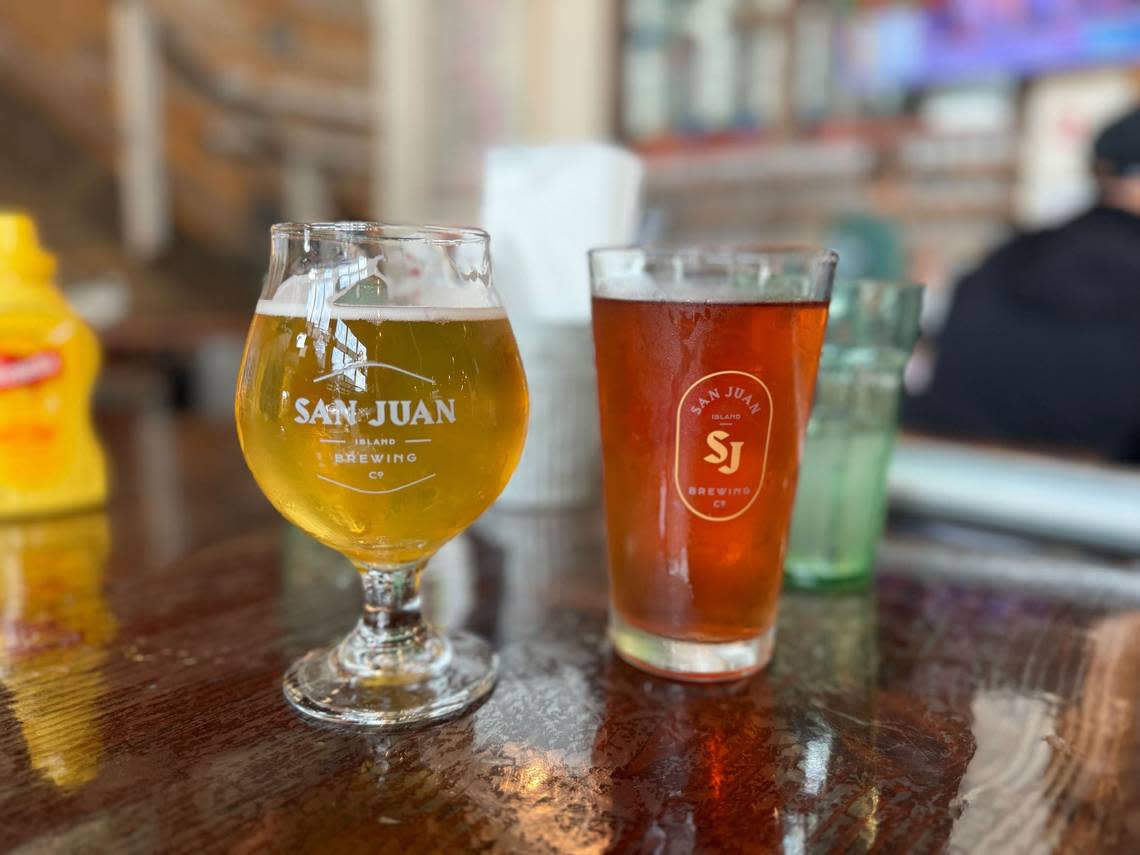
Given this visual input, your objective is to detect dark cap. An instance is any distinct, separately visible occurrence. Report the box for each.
[1093,105,1140,178]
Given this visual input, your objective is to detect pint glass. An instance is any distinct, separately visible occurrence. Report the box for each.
[785,279,924,590]
[590,247,835,680]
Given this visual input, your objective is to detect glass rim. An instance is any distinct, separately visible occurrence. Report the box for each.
[834,277,926,296]
[588,243,838,265]
[270,221,489,246]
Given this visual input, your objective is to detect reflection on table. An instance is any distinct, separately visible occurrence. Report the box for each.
[1,413,1138,852]
[0,511,116,791]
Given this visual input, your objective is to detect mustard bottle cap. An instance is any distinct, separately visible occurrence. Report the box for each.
[0,212,58,278]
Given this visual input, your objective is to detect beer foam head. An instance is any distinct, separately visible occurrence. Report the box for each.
[591,278,787,303]
[255,299,506,322]
[591,267,823,303]
[590,272,669,301]
[259,255,506,321]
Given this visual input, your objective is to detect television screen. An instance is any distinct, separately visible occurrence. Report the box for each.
[843,0,1140,91]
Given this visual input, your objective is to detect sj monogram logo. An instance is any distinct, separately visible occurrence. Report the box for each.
[674,370,773,521]
[704,430,743,475]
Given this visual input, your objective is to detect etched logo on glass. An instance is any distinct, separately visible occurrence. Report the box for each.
[290,360,457,496]
[674,370,773,521]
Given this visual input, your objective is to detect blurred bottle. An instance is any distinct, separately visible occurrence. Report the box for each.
[622,0,672,141]
[0,213,107,517]
[0,511,115,789]
[682,0,738,132]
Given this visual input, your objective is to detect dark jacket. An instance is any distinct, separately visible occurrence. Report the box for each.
[904,205,1140,462]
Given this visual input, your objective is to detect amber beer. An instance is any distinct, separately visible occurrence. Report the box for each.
[236,303,528,566]
[592,291,829,679]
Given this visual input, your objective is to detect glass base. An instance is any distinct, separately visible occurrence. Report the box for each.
[283,630,498,728]
[784,558,872,591]
[609,614,775,683]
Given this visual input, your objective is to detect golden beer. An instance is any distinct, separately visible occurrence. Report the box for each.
[235,302,528,565]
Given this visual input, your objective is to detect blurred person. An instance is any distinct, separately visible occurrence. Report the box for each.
[905,105,1140,463]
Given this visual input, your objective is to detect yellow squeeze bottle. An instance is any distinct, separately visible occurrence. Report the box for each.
[0,213,107,517]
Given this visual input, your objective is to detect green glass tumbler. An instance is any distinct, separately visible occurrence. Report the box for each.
[784,279,924,590]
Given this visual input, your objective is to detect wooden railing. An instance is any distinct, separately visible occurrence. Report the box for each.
[0,0,372,260]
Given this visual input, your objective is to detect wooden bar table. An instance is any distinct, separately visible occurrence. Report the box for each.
[2,412,1138,853]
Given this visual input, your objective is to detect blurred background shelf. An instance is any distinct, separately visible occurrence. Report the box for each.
[621,0,1140,304]
[1,0,1139,425]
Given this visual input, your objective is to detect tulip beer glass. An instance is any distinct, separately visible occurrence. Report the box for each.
[236,223,527,726]
[590,246,835,680]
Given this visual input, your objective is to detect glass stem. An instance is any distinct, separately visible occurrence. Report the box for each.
[336,561,448,679]
[361,562,425,641]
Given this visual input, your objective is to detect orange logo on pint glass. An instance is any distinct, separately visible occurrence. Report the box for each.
[674,370,773,521]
